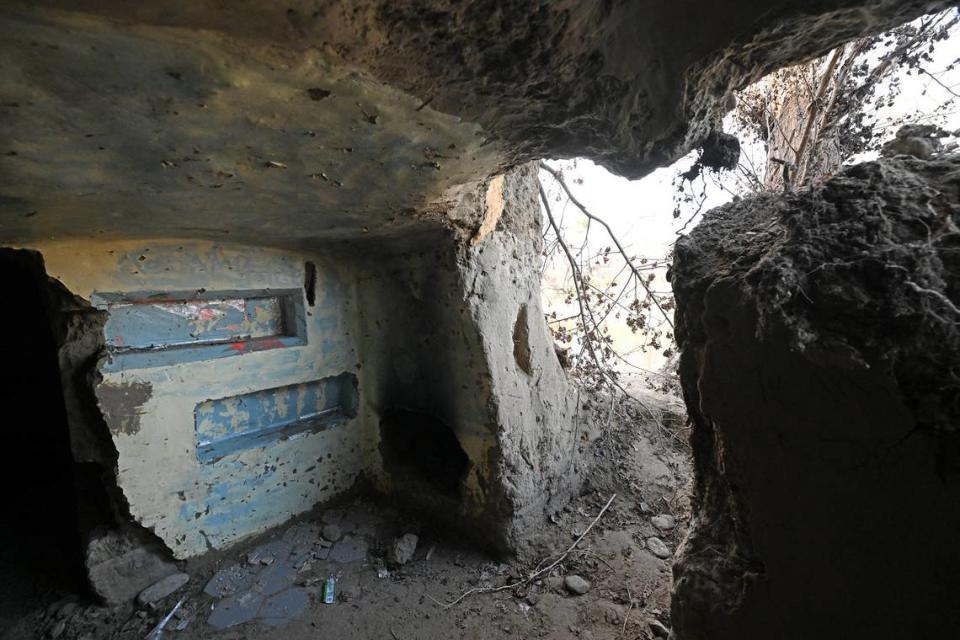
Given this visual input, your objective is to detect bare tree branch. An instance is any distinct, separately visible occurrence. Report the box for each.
[539,162,675,330]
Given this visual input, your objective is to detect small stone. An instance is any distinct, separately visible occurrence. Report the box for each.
[259,555,275,566]
[85,528,179,605]
[387,533,419,567]
[137,572,190,605]
[649,619,671,638]
[651,514,676,531]
[57,602,78,619]
[48,620,66,639]
[647,537,672,559]
[321,524,343,543]
[563,575,591,595]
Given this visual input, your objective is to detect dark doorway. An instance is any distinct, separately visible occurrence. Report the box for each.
[0,250,85,630]
[379,410,469,496]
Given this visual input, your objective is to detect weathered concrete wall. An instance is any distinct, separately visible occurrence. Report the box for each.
[353,165,592,555]
[669,156,960,639]
[462,166,593,552]
[19,165,591,563]
[34,240,367,558]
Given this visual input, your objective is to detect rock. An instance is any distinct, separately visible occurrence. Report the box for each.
[647,537,671,559]
[85,527,179,605]
[651,514,676,531]
[881,124,949,159]
[321,524,343,542]
[387,533,419,567]
[49,619,66,639]
[649,619,671,638]
[563,575,591,595]
[137,572,190,605]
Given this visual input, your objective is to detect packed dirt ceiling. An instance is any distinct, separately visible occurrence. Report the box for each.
[0,0,952,249]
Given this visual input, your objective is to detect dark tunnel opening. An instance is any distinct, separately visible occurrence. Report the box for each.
[379,410,470,497]
[0,250,86,627]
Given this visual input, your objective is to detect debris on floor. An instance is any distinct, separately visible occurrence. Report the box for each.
[10,390,689,640]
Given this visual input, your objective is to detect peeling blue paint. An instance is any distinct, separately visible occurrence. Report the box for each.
[195,374,358,462]
[95,288,308,371]
[106,296,284,349]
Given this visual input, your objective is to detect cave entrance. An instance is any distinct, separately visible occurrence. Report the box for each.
[0,250,85,627]
[379,410,470,496]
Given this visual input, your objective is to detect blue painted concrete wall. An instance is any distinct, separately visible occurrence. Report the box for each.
[195,374,358,462]
[36,239,368,558]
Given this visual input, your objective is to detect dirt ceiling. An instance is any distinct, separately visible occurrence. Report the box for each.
[0,0,951,249]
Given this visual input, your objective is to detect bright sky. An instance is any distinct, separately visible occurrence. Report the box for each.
[541,11,960,376]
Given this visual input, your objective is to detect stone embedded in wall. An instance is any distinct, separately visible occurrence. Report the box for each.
[85,527,178,606]
[669,155,960,639]
[513,304,533,375]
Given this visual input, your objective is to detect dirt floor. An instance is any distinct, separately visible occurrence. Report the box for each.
[3,390,690,640]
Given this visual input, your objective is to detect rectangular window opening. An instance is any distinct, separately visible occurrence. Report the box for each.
[95,289,307,371]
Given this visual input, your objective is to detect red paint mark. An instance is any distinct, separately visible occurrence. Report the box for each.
[227,338,287,354]
[197,308,217,321]
[113,336,125,346]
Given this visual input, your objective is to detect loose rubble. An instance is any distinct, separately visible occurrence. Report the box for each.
[564,575,591,595]
[646,537,672,559]
[137,573,190,606]
[388,533,419,567]
[16,391,690,640]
